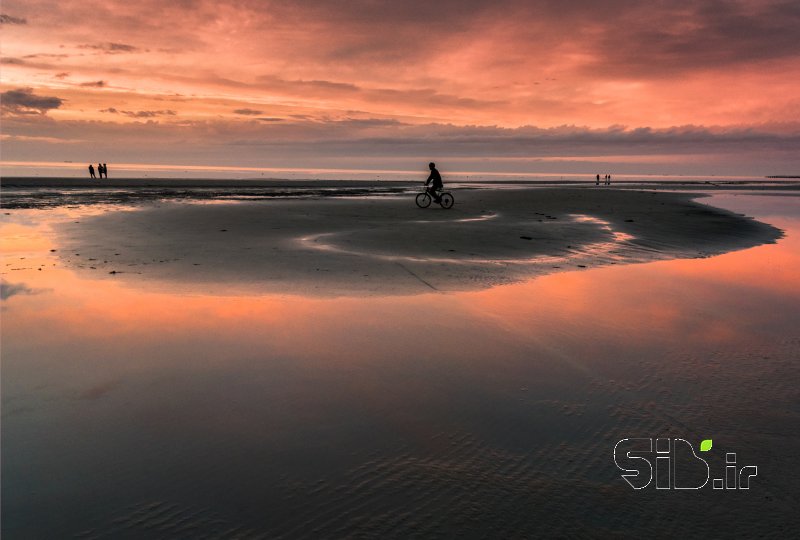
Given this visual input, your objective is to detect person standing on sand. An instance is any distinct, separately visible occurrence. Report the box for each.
[425,162,444,203]
[596,174,600,185]
[607,174,611,185]
[89,164,96,178]
[102,163,108,178]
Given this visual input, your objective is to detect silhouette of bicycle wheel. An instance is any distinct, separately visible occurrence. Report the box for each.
[440,192,454,209]
[416,192,432,208]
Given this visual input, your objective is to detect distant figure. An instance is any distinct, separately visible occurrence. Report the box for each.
[89,163,96,178]
[425,162,443,203]
[102,163,108,178]
[596,174,600,185]
[607,174,611,185]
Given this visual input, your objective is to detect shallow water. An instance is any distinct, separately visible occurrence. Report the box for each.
[0,184,414,209]
[2,192,799,538]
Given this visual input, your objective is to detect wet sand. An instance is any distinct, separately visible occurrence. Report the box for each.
[54,187,782,295]
[3,190,799,537]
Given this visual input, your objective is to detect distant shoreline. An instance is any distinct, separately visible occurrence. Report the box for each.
[3,177,799,210]
[3,176,800,188]
[0,177,415,188]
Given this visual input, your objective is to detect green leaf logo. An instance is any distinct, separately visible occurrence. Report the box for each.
[700,439,713,452]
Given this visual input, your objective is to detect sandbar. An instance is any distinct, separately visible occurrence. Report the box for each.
[51,187,782,295]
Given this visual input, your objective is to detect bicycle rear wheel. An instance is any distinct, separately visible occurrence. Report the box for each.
[439,192,454,209]
[416,192,432,208]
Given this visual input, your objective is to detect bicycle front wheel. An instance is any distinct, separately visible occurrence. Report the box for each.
[416,193,432,208]
[439,192,454,209]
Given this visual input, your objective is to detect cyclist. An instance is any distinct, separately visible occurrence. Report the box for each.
[425,162,443,203]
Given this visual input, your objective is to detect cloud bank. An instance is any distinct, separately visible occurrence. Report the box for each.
[1,0,798,174]
[1,88,63,115]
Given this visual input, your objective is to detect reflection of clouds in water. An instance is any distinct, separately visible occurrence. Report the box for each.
[1,210,44,227]
[1,280,37,300]
[76,379,123,401]
[2,193,797,538]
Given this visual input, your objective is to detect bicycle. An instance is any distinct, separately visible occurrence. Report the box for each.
[416,185,454,209]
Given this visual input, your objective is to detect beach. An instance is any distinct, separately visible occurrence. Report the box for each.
[3,180,783,295]
[2,182,799,537]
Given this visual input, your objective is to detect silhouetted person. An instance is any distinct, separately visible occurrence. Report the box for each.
[89,164,96,178]
[596,174,600,185]
[607,174,611,185]
[425,162,443,203]
[103,163,108,178]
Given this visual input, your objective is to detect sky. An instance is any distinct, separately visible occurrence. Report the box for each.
[1,0,799,178]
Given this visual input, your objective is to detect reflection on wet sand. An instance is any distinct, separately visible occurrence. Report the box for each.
[2,192,799,537]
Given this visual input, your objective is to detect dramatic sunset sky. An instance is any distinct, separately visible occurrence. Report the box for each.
[1,0,799,177]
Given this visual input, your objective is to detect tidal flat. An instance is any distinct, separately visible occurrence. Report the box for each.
[2,185,798,538]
